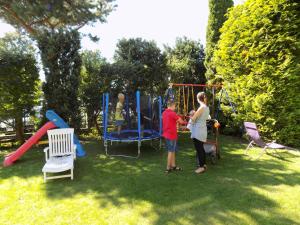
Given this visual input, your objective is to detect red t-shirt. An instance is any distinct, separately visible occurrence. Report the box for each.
[162,109,180,140]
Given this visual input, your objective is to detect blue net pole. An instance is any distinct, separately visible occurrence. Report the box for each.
[158,96,162,136]
[104,93,109,140]
[102,93,105,136]
[136,91,141,141]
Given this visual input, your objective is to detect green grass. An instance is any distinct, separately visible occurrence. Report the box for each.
[0,134,299,225]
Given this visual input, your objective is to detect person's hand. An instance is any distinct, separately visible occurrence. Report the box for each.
[189,110,195,116]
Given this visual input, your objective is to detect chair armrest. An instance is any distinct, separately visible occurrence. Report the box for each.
[43,147,49,161]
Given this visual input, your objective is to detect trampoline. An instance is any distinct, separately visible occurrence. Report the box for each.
[102,91,162,158]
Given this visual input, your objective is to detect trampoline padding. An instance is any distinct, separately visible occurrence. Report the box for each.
[105,129,160,141]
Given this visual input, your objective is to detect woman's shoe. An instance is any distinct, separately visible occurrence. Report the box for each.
[195,167,206,174]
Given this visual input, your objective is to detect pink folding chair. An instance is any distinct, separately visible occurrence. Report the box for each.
[244,122,286,158]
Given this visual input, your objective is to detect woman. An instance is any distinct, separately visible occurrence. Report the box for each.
[190,92,210,174]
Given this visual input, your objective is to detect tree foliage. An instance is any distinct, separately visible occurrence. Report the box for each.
[205,0,233,82]
[165,37,206,84]
[114,38,168,96]
[38,29,81,130]
[80,50,111,132]
[0,0,116,131]
[214,0,300,147]
[0,0,116,34]
[0,33,40,142]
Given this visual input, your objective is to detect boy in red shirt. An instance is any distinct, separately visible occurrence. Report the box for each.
[162,101,185,173]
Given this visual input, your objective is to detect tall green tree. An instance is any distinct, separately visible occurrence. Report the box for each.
[80,50,111,132]
[165,37,206,84]
[214,0,300,147]
[114,38,168,96]
[0,33,40,142]
[38,29,82,130]
[0,0,116,129]
[205,0,233,82]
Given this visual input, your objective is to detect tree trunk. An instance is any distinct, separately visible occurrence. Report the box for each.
[15,116,24,143]
[86,109,95,132]
[94,114,101,136]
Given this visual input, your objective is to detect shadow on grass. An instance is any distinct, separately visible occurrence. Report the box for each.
[1,134,299,225]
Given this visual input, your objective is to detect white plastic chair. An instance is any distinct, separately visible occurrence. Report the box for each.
[42,128,76,182]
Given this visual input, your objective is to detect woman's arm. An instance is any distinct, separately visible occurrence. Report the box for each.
[191,106,204,122]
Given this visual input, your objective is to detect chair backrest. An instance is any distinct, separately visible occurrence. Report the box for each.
[244,122,266,147]
[47,128,74,157]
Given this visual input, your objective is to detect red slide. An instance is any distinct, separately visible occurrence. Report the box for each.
[3,121,56,167]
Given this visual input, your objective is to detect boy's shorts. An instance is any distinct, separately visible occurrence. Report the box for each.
[165,139,178,152]
[115,120,124,126]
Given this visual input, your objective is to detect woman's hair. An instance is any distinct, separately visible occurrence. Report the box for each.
[197,92,207,103]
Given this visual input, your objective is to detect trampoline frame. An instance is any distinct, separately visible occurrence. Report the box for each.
[102,91,162,158]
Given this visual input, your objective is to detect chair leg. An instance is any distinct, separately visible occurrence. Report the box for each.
[256,146,267,159]
[245,141,253,155]
[71,168,74,180]
[44,172,47,183]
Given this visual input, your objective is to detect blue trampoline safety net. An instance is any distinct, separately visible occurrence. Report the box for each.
[102,91,162,142]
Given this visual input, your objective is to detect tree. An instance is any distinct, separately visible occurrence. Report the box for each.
[80,50,111,132]
[205,0,233,82]
[213,0,300,147]
[0,33,40,142]
[165,37,206,84]
[0,0,116,130]
[0,1,116,34]
[38,29,82,130]
[114,38,168,96]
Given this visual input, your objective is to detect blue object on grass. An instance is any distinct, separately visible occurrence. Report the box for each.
[46,110,85,157]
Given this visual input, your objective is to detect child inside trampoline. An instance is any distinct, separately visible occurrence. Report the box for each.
[115,93,125,135]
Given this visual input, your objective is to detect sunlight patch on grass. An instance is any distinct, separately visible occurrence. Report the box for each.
[211,211,259,225]
[1,135,300,225]
[0,176,158,225]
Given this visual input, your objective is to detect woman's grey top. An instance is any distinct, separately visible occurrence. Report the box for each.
[190,105,210,142]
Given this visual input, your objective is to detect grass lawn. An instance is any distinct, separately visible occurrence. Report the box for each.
[0,133,299,225]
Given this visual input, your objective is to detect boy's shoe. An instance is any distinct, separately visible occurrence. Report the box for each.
[172,166,183,171]
[165,168,173,174]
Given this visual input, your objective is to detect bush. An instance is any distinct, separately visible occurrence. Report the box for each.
[213,0,300,147]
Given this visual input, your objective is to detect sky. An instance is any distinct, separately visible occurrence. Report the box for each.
[0,0,243,61]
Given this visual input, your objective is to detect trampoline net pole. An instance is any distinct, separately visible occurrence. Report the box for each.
[159,96,162,137]
[104,93,109,140]
[136,91,141,141]
[102,93,105,138]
